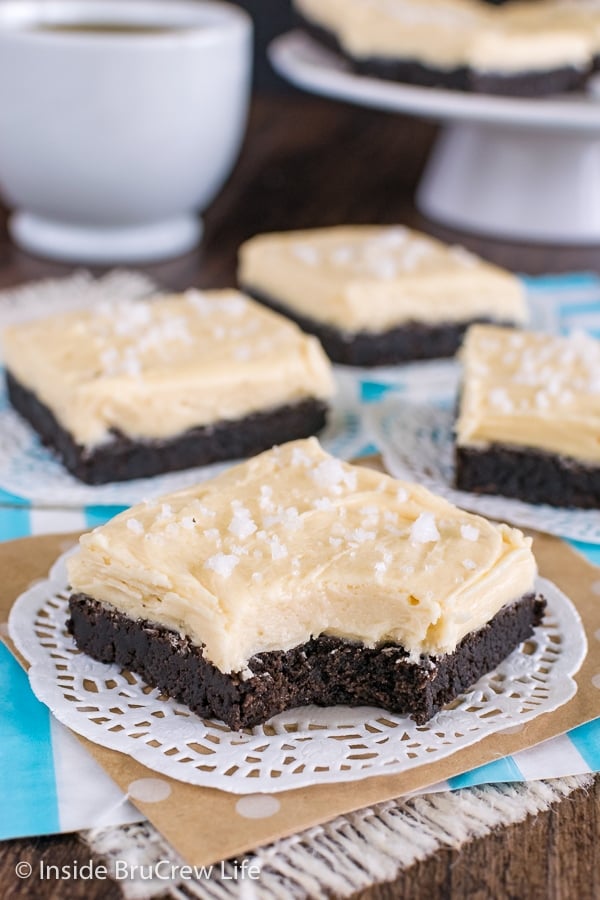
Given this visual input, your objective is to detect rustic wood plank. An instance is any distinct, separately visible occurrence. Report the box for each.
[354,779,600,900]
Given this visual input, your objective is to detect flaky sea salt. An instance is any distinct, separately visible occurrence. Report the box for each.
[369,258,397,280]
[379,226,408,246]
[205,553,240,578]
[398,240,430,272]
[181,516,196,531]
[161,316,192,345]
[541,375,560,395]
[385,524,403,536]
[220,295,247,317]
[122,354,144,378]
[230,544,249,557]
[292,243,319,266]
[228,504,257,540]
[233,345,252,362]
[100,347,119,372]
[96,300,117,319]
[184,288,212,314]
[396,487,408,503]
[410,513,440,544]
[192,502,215,519]
[329,245,354,266]
[269,536,288,560]
[360,505,379,516]
[462,558,477,570]
[262,505,301,531]
[346,528,376,544]
[460,524,480,542]
[311,458,357,493]
[120,352,142,377]
[589,376,600,393]
[449,245,478,267]
[259,486,274,511]
[489,387,513,413]
[292,446,313,467]
[113,302,152,335]
[374,550,393,579]
[126,518,144,535]
[313,497,334,511]
[282,506,300,529]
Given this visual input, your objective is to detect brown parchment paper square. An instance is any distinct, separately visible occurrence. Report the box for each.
[1,527,599,867]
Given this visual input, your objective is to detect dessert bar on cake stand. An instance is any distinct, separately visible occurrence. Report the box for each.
[270,31,600,245]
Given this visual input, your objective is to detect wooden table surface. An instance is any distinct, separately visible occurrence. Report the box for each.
[1,93,599,900]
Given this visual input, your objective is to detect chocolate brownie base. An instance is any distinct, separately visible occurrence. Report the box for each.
[455,443,600,509]
[295,15,469,89]
[297,14,588,96]
[68,592,545,730]
[243,285,506,366]
[467,67,588,98]
[6,371,328,485]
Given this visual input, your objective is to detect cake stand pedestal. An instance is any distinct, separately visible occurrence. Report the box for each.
[271,32,600,245]
[418,123,600,243]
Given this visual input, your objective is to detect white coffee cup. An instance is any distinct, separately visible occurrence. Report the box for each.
[0,0,252,263]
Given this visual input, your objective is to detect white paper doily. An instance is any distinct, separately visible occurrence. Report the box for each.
[0,391,370,507]
[8,550,586,794]
[0,270,157,350]
[371,400,600,544]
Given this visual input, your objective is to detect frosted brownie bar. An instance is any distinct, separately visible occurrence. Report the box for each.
[294,0,592,96]
[239,226,527,365]
[2,290,334,484]
[67,438,544,729]
[455,325,600,508]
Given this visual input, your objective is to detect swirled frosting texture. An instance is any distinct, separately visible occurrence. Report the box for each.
[1,290,334,447]
[239,226,526,333]
[68,438,536,673]
[456,324,600,463]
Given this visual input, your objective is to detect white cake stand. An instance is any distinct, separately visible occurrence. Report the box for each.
[270,31,600,244]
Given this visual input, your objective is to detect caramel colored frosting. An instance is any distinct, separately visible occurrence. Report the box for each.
[239,226,527,334]
[295,0,593,72]
[1,290,334,448]
[506,0,600,55]
[68,438,537,674]
[456,324,600,464]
